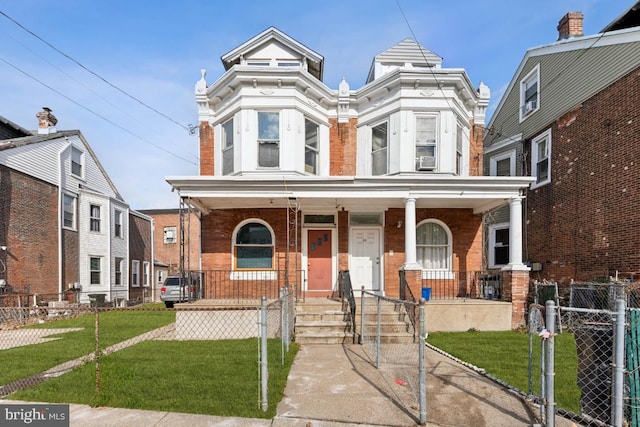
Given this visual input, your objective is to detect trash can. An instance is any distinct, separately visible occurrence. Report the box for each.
[421,287,432,301]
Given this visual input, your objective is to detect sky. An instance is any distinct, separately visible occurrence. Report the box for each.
[0,0,634,209]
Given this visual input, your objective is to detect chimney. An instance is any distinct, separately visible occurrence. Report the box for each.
[557,12,584,40]
[36,107,58,135]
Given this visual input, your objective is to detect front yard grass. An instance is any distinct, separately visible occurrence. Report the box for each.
[427,330,581,413]
[10,338,298,419]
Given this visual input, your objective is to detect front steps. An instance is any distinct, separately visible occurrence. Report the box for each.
[294,298,416,345]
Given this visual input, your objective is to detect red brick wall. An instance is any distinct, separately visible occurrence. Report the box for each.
[199,121,214,175]
[61,229,79,289]
[469,120,484,176]
[329,118,358,176]
[526,66,640,284]
[0,166,59,295]
[141,210,200,275]
[129,213,153,300]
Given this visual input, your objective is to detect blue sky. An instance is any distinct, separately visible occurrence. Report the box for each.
[0,0,633,209]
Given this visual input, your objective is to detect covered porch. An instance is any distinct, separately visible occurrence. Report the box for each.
[168,174,533,328]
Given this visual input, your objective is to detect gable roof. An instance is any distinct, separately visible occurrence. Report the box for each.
[0,115,32,140]
[486,26,640,145]
[220,26,324,81]
[602,1,640,32]
[366,38,442,83]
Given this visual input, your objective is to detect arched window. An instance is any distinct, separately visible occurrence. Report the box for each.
[233,221,274,269]
[416,220,452,270]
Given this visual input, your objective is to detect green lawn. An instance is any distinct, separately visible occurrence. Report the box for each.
[10,338,298,419]
[427,330,581,413]
[3,309,297,419]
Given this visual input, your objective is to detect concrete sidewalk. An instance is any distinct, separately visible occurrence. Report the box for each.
[2,344,582,426]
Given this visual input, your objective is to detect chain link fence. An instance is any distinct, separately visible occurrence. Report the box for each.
[0,286,296,415]
[360,291,426,424]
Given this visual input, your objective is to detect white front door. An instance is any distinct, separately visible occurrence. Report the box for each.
[350,228,381,292]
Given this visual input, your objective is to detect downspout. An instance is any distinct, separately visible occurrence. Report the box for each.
[57,140,72,301]
[150,217,156,302]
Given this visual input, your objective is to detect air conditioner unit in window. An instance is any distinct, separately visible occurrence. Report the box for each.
[524,100,537,114]
[417,155,436,171]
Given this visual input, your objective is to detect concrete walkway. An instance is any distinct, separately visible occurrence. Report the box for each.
[2,343,583,426]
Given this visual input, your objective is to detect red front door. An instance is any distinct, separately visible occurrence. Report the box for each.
[307,229,332,291]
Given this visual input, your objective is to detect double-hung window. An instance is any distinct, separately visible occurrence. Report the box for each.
[63,194,76,229]
[305,119,319,174]
[222,119,234,175]
[114,209,123,238]
[258,112,280,168]
[115,258,123,285]
[143,261,150,287]
[456,123,463,175]
[234,221,274,269]
[371,122,388,175]
[131,260,140,287]
[531,129,551,187]
[520,64,540,121]
[489,224,510,267]
[71,147,83,178]
[164,226,176,244]
[90,256,101,285]
[90,204,101,232]
[416,116,437,171]
[490,150,516,177]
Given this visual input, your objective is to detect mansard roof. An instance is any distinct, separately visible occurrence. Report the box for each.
[366,38,442,83]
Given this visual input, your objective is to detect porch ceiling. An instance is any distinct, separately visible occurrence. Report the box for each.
[166,175,535,215]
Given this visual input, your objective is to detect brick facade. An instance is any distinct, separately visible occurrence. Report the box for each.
[199,121,214,175]
[329,118,358,176]
[129,212,153,301]
[0,165,59,296]
[526,66,640,284]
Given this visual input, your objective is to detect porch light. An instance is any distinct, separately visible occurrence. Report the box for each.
[396,220,403,229]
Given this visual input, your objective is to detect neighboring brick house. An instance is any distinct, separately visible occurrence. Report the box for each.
[167,28,533,324]
[128,210,154,303]
[137,208,200,301]
[0,109,152,305]
[483,5,640,284]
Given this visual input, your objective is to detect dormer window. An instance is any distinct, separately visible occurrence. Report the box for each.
[415,116,437,171]
[258,112,280,168]
[71,146,84,178]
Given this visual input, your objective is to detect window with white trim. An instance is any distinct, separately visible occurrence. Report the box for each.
[90,256,101,285]
[258,112,280,168]
[63,194,76,230]
[531,129,551,187]
[371,122,388,175]
[456,123,463,175]
[415,116,437,171]
[233,221,274,269]
[305,119,319,174]
[90,204,101,232]
[131,260,140,287]
[115,257,123,286]
[416,220,451,270]
[490,150,516,177]
[520,64,540,121]
[222,118,234,175]
[143,261,150,287]
[489,223,510,268]
[114,209,123,238]
[71,147,84,178]
[163,226,177,244]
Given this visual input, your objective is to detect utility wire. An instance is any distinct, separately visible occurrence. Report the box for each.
[0,54,198,166]
[0,9,194,134]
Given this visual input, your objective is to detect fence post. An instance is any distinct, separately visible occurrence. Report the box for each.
[613,298,626,427]
[261,296,268,412]
[360,287,365,345]
[545,300,555,427]
[376,296,381,368]
[95,307,100,393]
[419,299,426,425]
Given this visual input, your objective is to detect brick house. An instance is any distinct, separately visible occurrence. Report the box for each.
[0,110,153,305]
[167,28,533,325]
[483,6,640,284]
[137,208,201,301]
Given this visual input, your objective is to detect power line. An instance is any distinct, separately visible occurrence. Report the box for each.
[0,9,194,134]
[0,54,198,166]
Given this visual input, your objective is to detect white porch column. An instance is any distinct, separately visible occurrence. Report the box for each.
[403,197,421,269]
[505,196,529,271]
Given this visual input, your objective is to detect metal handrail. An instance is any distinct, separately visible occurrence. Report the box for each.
[338,270,357,343]
[399,270,418,329]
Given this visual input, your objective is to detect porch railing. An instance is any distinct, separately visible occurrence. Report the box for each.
[401,270,506,301]
[192,270,305,302]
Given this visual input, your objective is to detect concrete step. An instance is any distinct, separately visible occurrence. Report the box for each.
[295,331,357,345]
[358,321,413,334]
[296,310,350,322]
[296,320,352,334]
